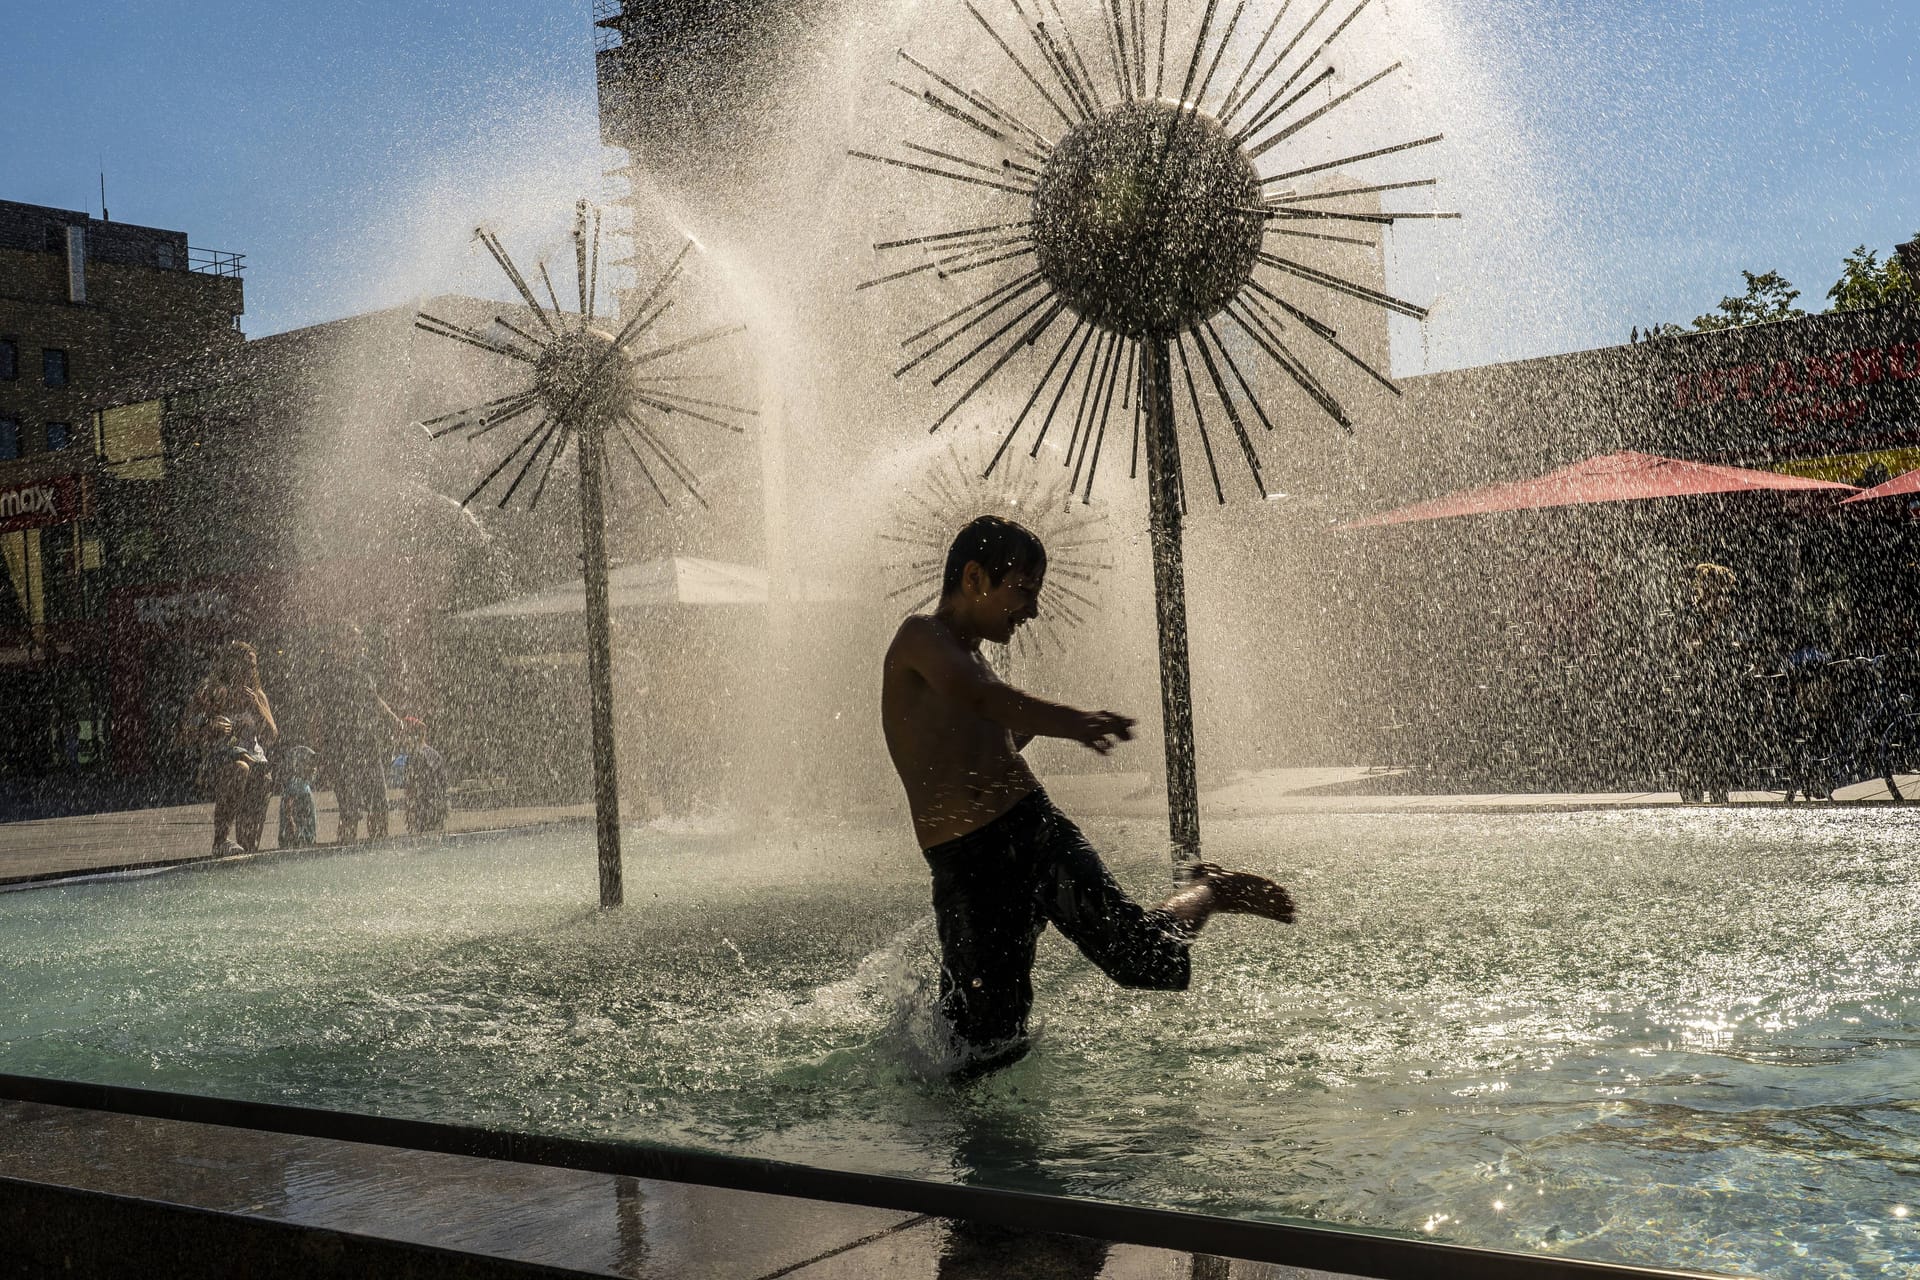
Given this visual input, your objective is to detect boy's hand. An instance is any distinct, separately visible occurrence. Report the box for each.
[1074,710,1136,755]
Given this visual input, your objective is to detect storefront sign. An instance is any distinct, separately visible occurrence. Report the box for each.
[1640,307,1920,463]
[1672,339,1920,430]
[0,475,86,534]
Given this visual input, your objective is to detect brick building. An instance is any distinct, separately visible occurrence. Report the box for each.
[0,199,243,787]
[79,300,531,799]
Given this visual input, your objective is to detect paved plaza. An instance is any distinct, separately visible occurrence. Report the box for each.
[2,767,1902,887]
[0,1100,1358,1280]
[0,791,595,886]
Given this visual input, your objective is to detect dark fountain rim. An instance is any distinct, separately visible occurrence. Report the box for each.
[0,1071,1726,1280]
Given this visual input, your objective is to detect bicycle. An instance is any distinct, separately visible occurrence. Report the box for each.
[1776,654,1913,802]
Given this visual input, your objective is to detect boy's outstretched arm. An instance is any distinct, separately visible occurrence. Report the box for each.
[896,617,1135,753]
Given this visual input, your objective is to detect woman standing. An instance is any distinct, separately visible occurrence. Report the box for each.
[181,641,279,854]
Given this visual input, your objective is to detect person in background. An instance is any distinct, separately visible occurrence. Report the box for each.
[401,717,449,836]
[180,641,278,855]
[278,744,319,849]
[1674,562,1751,803]
[322,626,402,844]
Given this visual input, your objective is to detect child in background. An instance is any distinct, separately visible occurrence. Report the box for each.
[278,745,319,848]
[402,718,449,836]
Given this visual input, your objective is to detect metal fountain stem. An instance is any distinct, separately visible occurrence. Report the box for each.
[576,416,623,907]
[416,207,751,909]
[857,0,1447,867]
[1142,338,1200,860]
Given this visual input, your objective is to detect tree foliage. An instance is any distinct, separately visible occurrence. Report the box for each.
[1691,270,1805,331]
[1827,236,1917,313]
[1656,234,1920,340]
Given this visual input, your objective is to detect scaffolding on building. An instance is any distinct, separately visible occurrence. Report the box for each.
[188,247,245,278]
[592,0,624,51]
[591,0,644,318]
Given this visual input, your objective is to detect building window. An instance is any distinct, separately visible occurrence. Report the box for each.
[0,419,17,461]
[99,399,167,480]
[117,528,155,563]
[0,338,15,380]
[46,422,71,451]
[43,349,68,387]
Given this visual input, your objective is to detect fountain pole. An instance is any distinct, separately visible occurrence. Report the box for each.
[1142,337,1201,863]
[577,418,624,908]
[418,214,752,909]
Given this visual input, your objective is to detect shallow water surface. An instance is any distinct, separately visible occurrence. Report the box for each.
[5,807,1919,1276]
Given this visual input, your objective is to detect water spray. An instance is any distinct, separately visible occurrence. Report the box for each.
[854,0,1450,861]
[882,439,1115,672]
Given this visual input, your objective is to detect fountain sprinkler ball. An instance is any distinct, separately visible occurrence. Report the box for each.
[1032,100,1263,340]
[535,326,634,427]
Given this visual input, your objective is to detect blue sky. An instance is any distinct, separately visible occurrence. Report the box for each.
[3,0,1914,369]
[3,2,605,337]
[1440,0,1919,353]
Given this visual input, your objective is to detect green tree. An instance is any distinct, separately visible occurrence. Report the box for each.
[1691,270,1805,331]
[1827,235,1917,312]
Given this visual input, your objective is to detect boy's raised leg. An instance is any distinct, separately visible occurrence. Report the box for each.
[1160,863,1297,931]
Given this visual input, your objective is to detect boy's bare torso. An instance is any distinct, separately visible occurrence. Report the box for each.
[882,615,1040,849]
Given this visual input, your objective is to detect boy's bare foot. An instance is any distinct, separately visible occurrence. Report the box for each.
[1189,863,1297,923]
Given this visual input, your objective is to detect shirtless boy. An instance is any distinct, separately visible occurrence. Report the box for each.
[882,515,1296,1074]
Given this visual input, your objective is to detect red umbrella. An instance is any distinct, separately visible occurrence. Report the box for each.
[1840,468,1920,505]
[1345,450,1857,528]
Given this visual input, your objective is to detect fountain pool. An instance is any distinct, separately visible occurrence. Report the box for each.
[5,806,1918,1277]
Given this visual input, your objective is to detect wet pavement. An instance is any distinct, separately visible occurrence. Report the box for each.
[2,765,1902,886]
[0,792,593,886]
[0,1101,1349,1279]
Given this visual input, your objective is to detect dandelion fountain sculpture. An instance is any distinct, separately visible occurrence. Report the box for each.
[414,202,752,906]
[882,439,1113,659]
[854,0,1454,859]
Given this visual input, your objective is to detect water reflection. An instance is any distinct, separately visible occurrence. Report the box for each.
[614,1174,648,1275]
[943,1090,1110,1280]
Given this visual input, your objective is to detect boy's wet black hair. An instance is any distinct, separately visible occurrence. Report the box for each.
[942,515,1047,599]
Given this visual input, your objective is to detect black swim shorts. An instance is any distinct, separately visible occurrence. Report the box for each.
[921,789,1192,1067]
